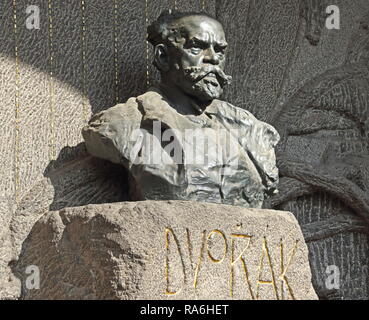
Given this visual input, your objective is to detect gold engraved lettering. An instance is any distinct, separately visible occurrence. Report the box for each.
[186,229,207,289]
[80,0,88,123]
[229,234,254,299]
[279,240,298,300]
[256,237,279,300]
[145,0,150,87]
[165,228,186,295]
[47,0,56,160]
[113,0,119,103]
[207,230,228,263]
[12,0,21,204]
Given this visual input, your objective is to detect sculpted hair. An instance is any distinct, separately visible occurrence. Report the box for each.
[147,9,218,46]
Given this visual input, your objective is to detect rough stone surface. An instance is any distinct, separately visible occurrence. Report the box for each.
[14,201,317,300]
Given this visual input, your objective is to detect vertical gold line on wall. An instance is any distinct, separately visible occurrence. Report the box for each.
[12,0,20,204]
[145,0,150,88]
[48,0,56,160]
[113,0,119,103]
[80,0,88,122]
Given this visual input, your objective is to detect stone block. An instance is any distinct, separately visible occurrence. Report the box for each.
[15,200,317,300]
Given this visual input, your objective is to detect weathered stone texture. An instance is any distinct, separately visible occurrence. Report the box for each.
[17,0,51,202]
[117,0,147,103]
[218,0,301,122]
[84,1,115,114]
[281,193,369,299]
[52,1,86,163]
[14,201,317,300]
[273,0,369,121]
[0,2,16,299]
[0,1,15,202]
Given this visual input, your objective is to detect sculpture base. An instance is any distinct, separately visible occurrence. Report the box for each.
[15,200,317,300]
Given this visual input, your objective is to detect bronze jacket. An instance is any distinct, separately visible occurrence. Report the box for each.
[82,87,280,208]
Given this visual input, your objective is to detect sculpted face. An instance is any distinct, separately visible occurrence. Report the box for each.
[159,15,232,104]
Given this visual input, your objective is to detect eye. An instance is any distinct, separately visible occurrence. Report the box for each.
[190,47,202,54]
[215,45,227,55]
[187,40,206,54]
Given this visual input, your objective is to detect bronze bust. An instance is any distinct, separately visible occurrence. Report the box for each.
[82,10,280,208]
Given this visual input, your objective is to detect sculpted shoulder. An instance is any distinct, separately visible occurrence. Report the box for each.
[212,99,280,196]
[213,100,280,148]
[81,95,143,165]
[81,89,171,166]
[82,89,166,133]
[85,97,142,127]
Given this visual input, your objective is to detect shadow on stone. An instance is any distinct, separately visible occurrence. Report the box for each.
[44,143,130,211]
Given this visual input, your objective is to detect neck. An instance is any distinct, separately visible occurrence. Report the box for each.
[159,80,211,115]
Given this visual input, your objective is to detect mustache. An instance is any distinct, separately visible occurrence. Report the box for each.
[183,66,232,87]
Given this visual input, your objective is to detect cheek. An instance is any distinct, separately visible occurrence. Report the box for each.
[219,58,226,69]
[179,52,203,68]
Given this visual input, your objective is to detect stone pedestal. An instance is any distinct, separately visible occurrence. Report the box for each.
[14,201,317,300]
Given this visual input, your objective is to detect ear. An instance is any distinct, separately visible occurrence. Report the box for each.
[154,44,170,72]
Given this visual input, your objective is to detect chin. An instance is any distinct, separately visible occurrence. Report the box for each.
[194,85,223,102]
[186,82,223,103]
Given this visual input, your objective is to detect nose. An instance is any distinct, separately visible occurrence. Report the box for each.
[203,47,220,65]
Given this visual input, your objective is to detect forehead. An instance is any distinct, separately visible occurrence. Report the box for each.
[171,15,226,43]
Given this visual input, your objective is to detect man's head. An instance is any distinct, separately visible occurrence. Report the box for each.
[147,10,232,104]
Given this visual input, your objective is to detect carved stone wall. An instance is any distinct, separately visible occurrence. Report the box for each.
[0,0,368,299]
